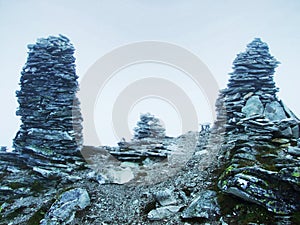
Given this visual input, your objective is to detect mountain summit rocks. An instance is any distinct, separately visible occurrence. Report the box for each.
[215,38,300,215]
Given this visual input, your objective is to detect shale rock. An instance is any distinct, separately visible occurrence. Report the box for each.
[182,190,220,219]
[40,188,90,225]
[148,188,183,221]
[148,205,183,221]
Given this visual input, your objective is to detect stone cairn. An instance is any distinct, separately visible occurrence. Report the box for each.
[109,113,172,162]
[133,113,166,139]
[13,34,83,158]
[0,35,89,224]
[0,35,84,203]
[215,38,300,215]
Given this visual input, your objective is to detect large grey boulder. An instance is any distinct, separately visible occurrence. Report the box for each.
[41,188,90,225]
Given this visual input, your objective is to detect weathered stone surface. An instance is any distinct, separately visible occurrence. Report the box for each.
[264,101,287,121]
[181,190,220,219]
[154,188,177,206]
[148,205,183,221]
[242,96,264,117]
[40,188,90,225]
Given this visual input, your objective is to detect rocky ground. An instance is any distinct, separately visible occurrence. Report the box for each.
[77,131,221,225]
[1,130,300,224]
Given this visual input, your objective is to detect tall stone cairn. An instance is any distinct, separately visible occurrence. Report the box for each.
[215,38,300,215]
[13,35,83,157]
[215,38,280,131]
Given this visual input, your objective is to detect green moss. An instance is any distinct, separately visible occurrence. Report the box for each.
[225,165,234,175]
[6,206,24,221]
[27,207,47,225]
[217,193,277,224]
[7,182,26,190]
[27,199,54,225]
[292,172,300,178]
[292,211,300,224]
[31,180,44,193]
[0,203,3,220]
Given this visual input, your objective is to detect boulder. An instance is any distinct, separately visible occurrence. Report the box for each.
[41,188,90,225]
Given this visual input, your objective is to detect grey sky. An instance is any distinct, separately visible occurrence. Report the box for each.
[1,0,300,147]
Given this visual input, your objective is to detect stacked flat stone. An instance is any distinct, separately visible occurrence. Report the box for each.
[133,113,166,139]
[215,38,299,137]
[227,38,279,97]
[110,139,173,162]
[215,38,300,215]
[13,35,83,158]
[108,113,170,162]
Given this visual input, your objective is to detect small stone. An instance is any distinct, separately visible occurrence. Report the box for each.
[271,138,290,144]
[182,190,220,219]
[264,101,287,121]
[154,188,177,206]
[287,146,300,157]
[242,96,264,117]
[148,205,182,221]
[106,167,134,184]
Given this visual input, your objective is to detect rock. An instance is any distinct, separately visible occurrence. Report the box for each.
[109,119,174,162]
[287,146,300,157]
[0,36,89,224]
[148,205,182,221]
[292,125,299,139]
[154,188,177,206]
[271,138,290,144]
[242,96,264,117]
[278,127,293,138]
[107,167,134,184]
[264,101,287,121]
[182,190,220,219]
[41,188,90,225]
[0,195,54,225]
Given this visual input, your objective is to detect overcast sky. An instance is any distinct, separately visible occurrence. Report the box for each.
[1,0,300,147]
